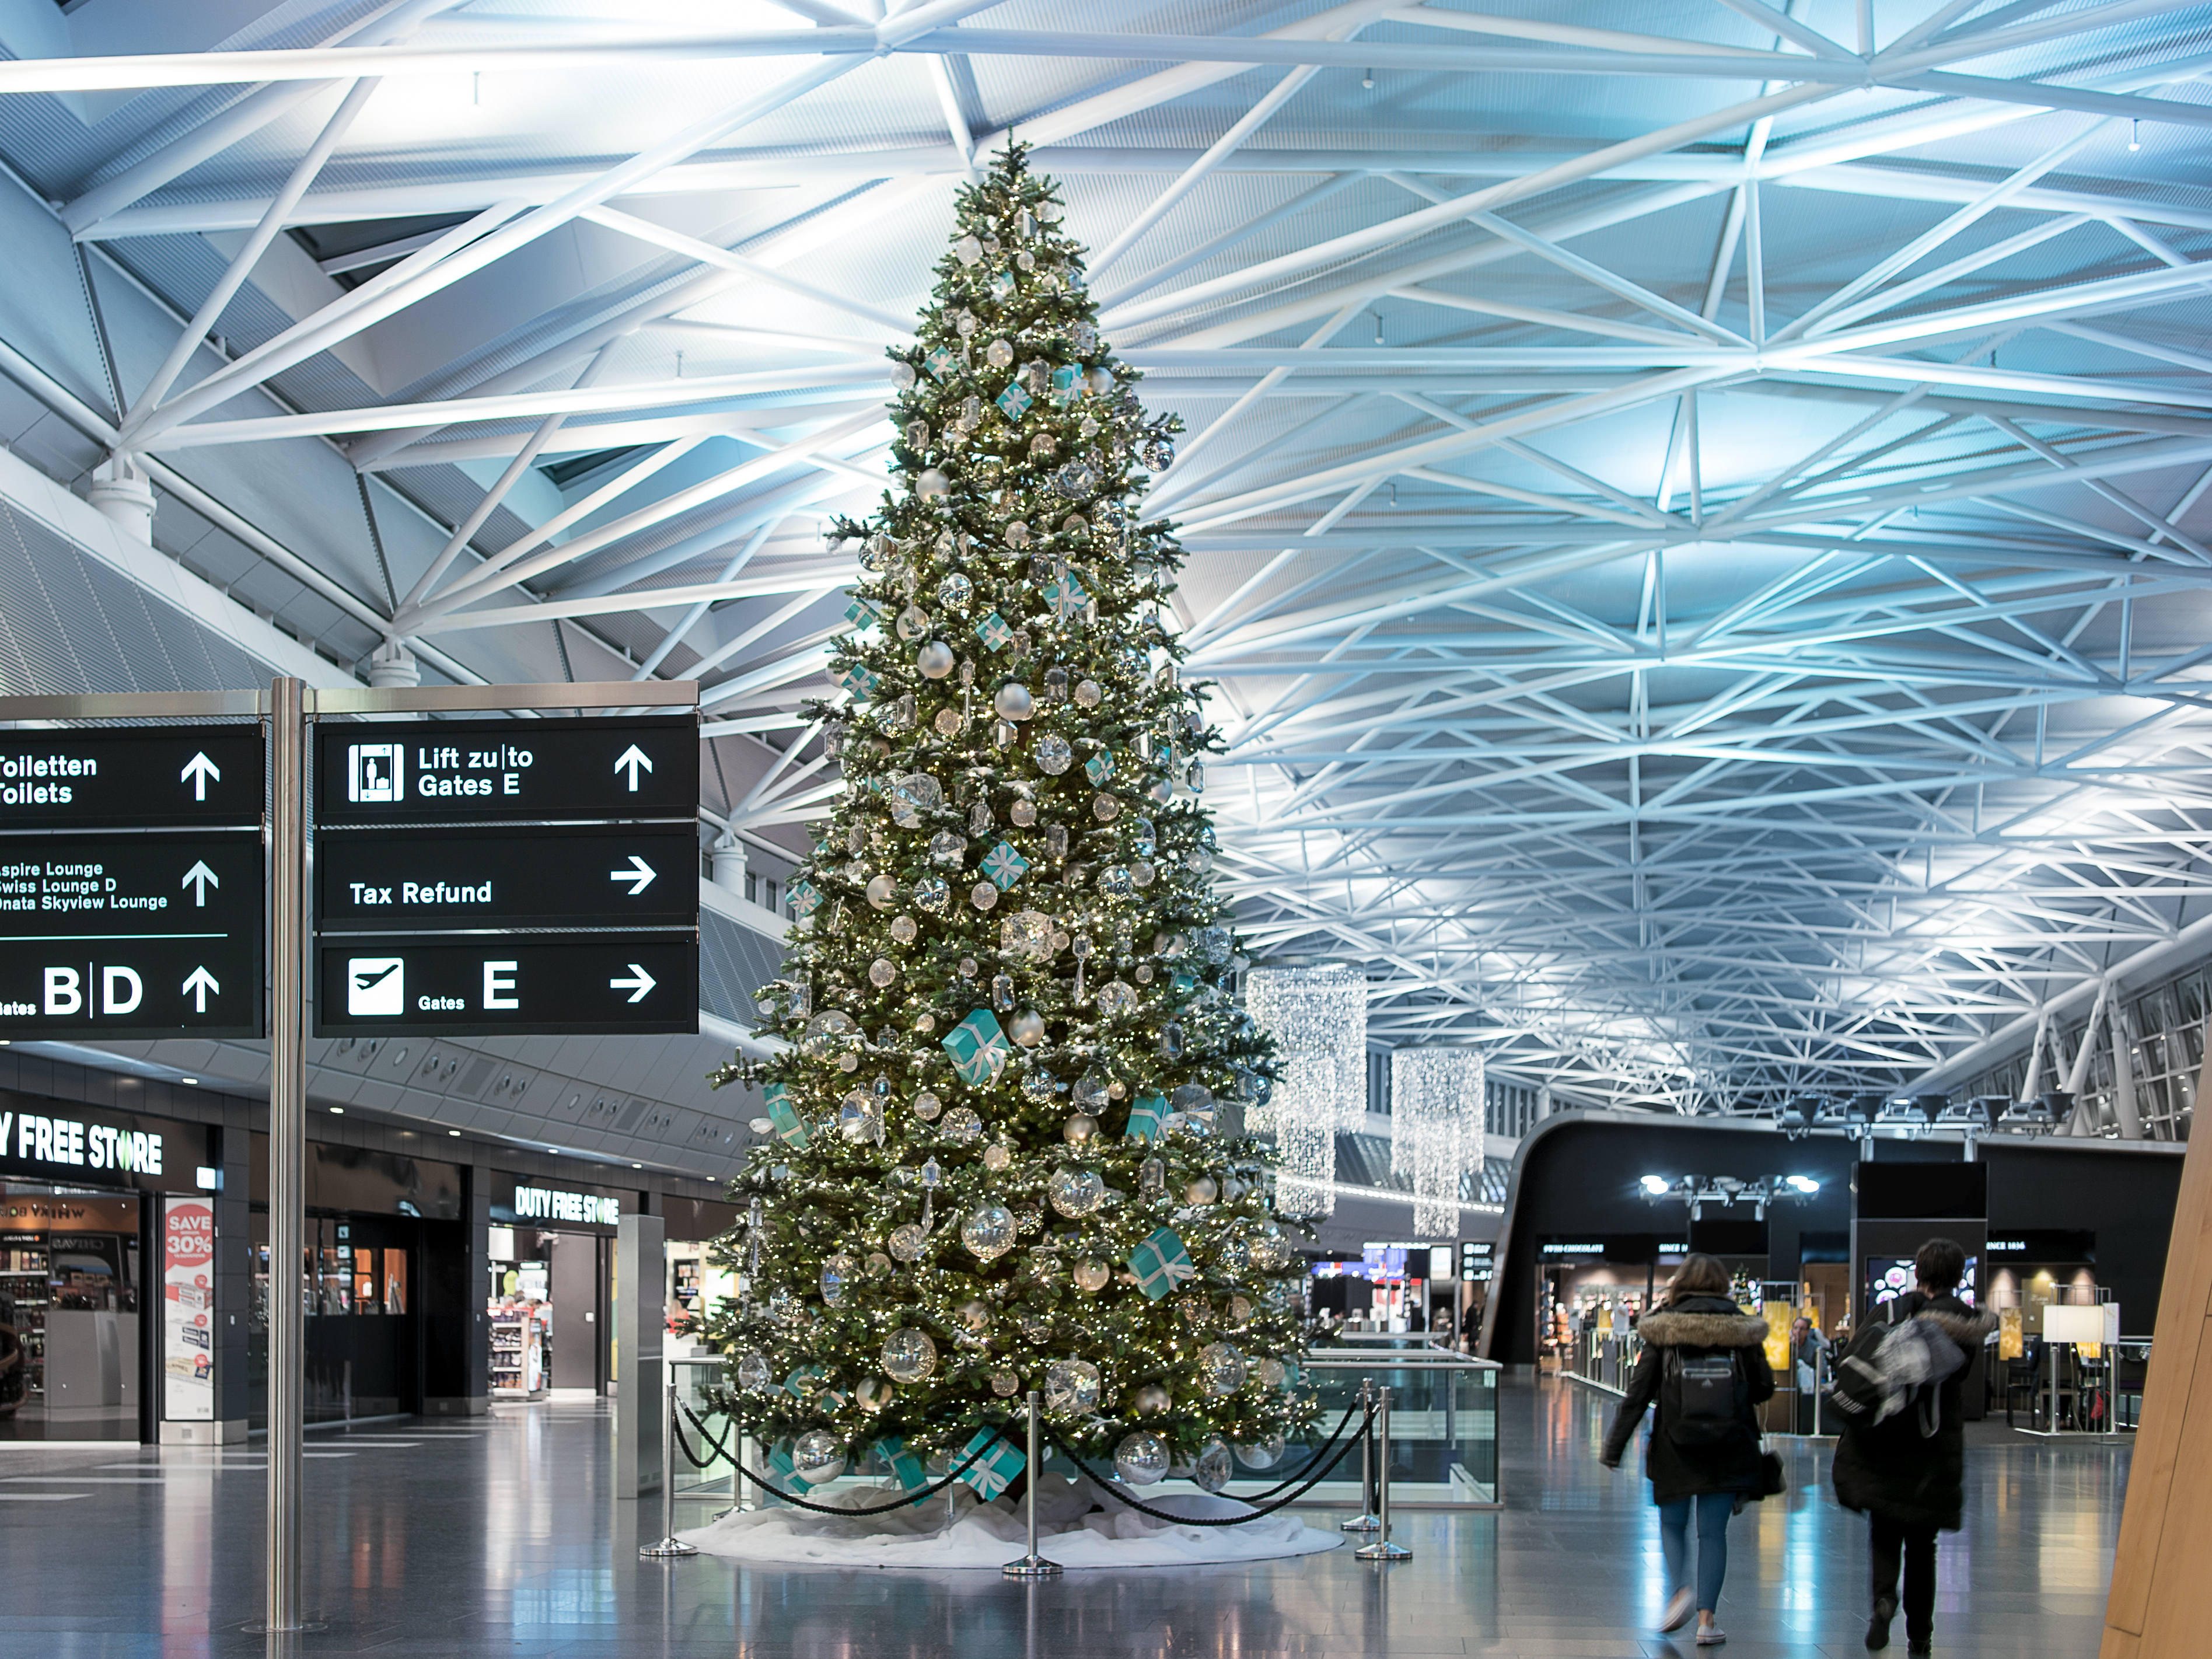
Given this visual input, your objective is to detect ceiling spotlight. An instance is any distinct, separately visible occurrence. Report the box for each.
[1362,68,1375,89]
[1639,1174,1671,1195]
[2129,118,2141,151]
[1786,1175,1820,1194]
[449,1129,462,1136]
[329,1106,344,1115]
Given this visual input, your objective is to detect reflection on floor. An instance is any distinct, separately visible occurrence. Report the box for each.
[0,1373,2125,1655]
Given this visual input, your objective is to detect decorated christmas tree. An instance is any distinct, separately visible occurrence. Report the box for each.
[705,145,1313,1500]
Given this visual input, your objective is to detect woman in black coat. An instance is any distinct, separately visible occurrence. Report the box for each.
[1830,1238,1997,1654]
[1601,1253,1775,1647]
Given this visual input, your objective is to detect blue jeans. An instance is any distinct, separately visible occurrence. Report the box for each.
[1659,1493,1733,1612]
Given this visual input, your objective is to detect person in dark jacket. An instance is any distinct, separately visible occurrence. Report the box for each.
[1831,1238,1997,1655]
[1601,1254,1774,1647]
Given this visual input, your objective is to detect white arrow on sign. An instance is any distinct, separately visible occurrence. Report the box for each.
[181,861,219,906]
[181,752,221,801]
[610,964,656,1003]
[613,743,654,791]
[182,966,219,1012]
[608,855,657,896]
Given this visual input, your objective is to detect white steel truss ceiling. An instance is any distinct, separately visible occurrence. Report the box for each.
[0,0,2208,1113]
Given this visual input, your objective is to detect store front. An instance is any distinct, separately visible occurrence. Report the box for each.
[660,1195,739,1357]
[487,1174,631,1396]
[246,1138,464,1424]
[1310,1243,1460,1336]
[0,1093,208,1442]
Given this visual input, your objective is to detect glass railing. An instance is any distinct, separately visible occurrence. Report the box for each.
[666,1342,1501,1510]
[1224,1346,1499,1506]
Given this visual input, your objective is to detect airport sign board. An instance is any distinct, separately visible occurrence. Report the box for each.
[316,715,698,824]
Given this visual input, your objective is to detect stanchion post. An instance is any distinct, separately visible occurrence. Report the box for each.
[1354,1386,1413,1562]
[1343,1378,1380,1533]
[641,1363,699,1558]
[1002,1393,1063,1578]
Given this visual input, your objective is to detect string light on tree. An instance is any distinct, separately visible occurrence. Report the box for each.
[703,144,1313,1496]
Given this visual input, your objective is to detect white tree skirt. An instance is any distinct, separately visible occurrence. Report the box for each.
[678,1473,1343,1570]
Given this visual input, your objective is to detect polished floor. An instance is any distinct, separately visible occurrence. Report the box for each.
[0,1375,2126,1656]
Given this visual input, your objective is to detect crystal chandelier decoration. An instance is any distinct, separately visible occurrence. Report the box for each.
[1390,1049,1486,1237]
[1245,964,1367,1216]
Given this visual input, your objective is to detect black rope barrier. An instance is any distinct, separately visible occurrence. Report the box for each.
[1042,1400,1373,1527]
[675,1400,1015,1517]
[1227,1397,1365,1502]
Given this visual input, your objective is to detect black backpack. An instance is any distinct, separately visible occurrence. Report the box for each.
[1666,1347,1743,1445]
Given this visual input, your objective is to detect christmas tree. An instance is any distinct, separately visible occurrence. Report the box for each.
[705,144,1313,1499]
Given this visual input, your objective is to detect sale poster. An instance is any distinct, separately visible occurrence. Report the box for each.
[162,1196,214,1420]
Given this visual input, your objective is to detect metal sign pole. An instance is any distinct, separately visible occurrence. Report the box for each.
[262,676,316,1633]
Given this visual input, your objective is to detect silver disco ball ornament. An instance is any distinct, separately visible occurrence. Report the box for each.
[1191,1438,1232,1493]
[880,1328,938,1384]
[1234,1434,1285,1471]
[1043,1358,1102,1414]
[793,1430,848,1486]
[736,1351,772,1392]
[1113,1430,1170,1486]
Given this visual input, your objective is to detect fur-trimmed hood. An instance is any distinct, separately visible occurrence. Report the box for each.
[1912,1305,1998,1348]
[1637,1298,1770,1349]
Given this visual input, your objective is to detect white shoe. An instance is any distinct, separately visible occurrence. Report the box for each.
[1659,1588,1695,1633]
[1696,1626,1727,1646]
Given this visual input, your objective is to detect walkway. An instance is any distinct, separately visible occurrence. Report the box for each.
[0,1376,2123,1655]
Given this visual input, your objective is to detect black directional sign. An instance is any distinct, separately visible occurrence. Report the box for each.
[0,727,263,829]
[316,824,699,931]
[315,715,698,824]
[312,934,696,1038]
[0,832,263,1039]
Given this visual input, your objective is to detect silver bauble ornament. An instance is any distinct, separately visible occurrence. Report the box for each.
[1199,1341,1247,1396]
[1234,1434,1285,1471]
[994,681,1035,721]
[917,467,951,497]
[794,1430,848,1485]
[1191,1438,1232,1493]
[1044,1358,1102,1414]
[880,1329,939,1385]
[1113,1430,1169,1486]
[1008,1008,1046,1046]
[1132,1382,1172,1414]
[962,1203,1016,1260]
[1047,1166,1105,1218]
[917,640,956,678]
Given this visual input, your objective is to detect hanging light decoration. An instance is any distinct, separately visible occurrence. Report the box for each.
[1246,964,1367,1216]
[1389,1049,1486,1237]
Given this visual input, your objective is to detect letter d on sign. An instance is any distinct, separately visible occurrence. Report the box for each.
[484,961,519,1011]
[43,967,81,1016]
[102,966,142,1015]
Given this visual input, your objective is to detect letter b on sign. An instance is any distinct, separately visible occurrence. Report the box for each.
[43,967,80,1016]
